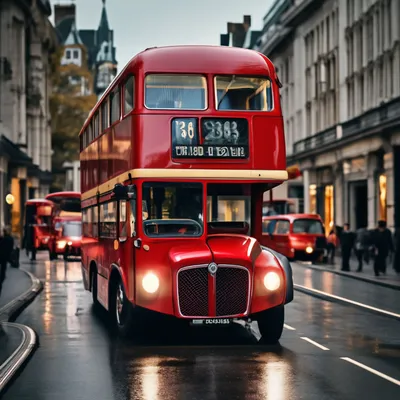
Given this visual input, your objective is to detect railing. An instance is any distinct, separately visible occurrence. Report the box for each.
[293,125,337,154]
[342,97,400,137]
[293,96,400,155]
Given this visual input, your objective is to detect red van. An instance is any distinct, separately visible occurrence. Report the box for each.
[261,214,327,262]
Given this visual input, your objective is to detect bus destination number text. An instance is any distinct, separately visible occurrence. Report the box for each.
[173,145,247,158]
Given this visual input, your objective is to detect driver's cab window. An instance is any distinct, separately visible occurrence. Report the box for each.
[207,183,251,234]
[275,220,290,234]
[141,182,203,237]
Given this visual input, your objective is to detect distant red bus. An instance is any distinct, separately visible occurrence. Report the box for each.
[23,199,53,260]
[45,191,81,259]
[79,45,293,344]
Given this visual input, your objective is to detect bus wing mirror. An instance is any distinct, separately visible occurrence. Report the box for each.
[112,184,128,200]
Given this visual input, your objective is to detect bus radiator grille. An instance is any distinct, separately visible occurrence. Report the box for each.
[216,267,249,316]
[178,267,209,317]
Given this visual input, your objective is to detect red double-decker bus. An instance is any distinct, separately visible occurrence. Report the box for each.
[79,45,293,344]
[45,192,82,260]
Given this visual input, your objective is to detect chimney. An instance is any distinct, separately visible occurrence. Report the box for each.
[54,4,76,26]
[243,15,251,28]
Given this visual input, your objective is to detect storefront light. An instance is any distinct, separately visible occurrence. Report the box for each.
[5,194,15,205]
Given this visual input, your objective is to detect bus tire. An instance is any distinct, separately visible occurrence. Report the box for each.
[257,305,284,345]
[91,268,100,307]
[110,275,136,337]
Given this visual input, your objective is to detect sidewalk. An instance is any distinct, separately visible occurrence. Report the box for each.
[0,267,32,311]
[0,258,41,393]
[308,256,400,289]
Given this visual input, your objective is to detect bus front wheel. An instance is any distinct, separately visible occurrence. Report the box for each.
[111,276,137,337]
[257,305,284,345]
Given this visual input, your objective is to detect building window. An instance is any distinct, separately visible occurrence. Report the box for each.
[66,50,71,59]
[378,174,387,221]
[73,50,79,59]
[309,184,317,214]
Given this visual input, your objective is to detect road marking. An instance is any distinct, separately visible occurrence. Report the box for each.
[300,336,330,351]
[341,357,400,386]
[294,284,400,320]
[284,324,296,330]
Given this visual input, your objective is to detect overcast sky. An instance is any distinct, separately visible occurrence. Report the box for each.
[50,0,274,70]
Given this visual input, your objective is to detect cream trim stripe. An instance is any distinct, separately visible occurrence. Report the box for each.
[81,168,288,201]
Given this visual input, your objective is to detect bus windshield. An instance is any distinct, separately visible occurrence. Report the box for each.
[215,75,273,111]
[63,222,82,237]
[144,74,207,110]
[292,219,324,234]
[142,182,203,237]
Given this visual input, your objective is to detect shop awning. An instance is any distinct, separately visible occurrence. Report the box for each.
[0,134,33,166]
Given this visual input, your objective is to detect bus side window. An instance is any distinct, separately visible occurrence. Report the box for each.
[100,202,117,238]
[123,75,134,115]
[119,200,127,242]
[92,206,98,238]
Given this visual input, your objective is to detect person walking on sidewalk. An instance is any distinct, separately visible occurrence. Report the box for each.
[0,226,14,297]
[371,220,394,276]
[354,225,370,272]
[339,223,354,271]
[326,228,338,264]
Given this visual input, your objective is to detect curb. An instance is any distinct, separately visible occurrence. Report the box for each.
[294,284,400,322]
[0,268,42,395]
[0,268,43,322]
[0,323,37,392]
[294,262,400,291]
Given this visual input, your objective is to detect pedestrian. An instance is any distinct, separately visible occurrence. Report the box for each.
[354,225,370,272]
[0,226,15,298]
[326,228,338,264]
[339,223,354,271]
[371,220,394,276]
[394,229,400,274]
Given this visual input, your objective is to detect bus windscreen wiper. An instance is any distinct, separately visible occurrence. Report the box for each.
[217,75,236,108]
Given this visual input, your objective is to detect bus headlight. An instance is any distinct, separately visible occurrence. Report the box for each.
[57,240,66,249]
[142,273,159,294]
[305,246,313,254]
[264,272,281,291]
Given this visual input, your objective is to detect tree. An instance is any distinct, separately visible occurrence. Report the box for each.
[49,46,97,190]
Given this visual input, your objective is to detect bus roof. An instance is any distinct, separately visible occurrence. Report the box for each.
[25,198,53,206]
[80,45,277,135]
[45,192,81,203]
[263,213,323,222]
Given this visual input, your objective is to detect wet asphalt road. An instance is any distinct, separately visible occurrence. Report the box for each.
[2,255,400,400]
[291,262,400,315]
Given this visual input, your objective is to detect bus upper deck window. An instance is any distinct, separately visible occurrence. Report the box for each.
[215,76,273,111]
[144,74,207,110]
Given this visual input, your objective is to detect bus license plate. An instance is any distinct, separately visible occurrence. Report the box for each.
[191,318,231,325]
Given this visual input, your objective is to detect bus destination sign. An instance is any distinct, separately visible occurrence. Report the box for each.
[171,117,249,159]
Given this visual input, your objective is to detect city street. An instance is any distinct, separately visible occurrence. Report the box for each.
[1,254,399,400]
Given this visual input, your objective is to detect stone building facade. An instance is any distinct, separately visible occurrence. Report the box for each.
[224,0,400,234]
[0,0,57,238]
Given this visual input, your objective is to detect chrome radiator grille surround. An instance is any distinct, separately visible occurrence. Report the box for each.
[177,264,250,318]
